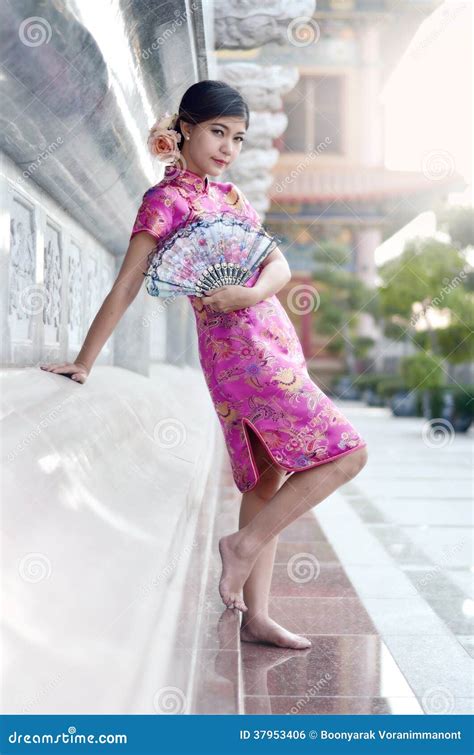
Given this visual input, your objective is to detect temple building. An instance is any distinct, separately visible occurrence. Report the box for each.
[215,0,465,377]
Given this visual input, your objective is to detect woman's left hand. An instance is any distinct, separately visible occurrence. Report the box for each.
[203,285,259,312]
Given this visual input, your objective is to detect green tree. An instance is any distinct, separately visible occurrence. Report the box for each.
[437,205,474,250]
[378,237,473,359]
[310,248,376,368]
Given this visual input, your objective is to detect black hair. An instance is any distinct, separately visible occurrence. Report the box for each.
[174,80,249,148]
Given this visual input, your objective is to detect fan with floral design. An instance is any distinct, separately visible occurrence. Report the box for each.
[143,216,280,297]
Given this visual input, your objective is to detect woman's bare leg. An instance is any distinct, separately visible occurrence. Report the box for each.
[219,444,368,610]
[231,431,284,617]
[238,483,312,648]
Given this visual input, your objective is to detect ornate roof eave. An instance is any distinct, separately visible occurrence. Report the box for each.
[268,165,467,203]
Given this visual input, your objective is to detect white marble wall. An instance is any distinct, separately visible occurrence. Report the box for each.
[0,151,201,375]
[1,151,118,368]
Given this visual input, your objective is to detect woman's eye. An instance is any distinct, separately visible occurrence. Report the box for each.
[212,129,244,142]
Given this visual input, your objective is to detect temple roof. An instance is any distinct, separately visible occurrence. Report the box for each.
[269,165,465,203]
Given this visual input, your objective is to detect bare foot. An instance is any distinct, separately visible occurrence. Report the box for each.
[240,616,312,649]
[218,532,257,612]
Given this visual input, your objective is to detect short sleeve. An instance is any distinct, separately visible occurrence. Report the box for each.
[129,186,172,243]
[234,185,262,227]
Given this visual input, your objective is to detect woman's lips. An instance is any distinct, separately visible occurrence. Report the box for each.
[212,158,227,166]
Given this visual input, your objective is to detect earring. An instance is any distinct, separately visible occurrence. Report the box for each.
[186,136,190,140]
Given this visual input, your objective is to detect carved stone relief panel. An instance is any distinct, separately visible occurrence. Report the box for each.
[8,198,36,344]
[67,241,83,350]
[43,223,62,346]
[85,253,100,331]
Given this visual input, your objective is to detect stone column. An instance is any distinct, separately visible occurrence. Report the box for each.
[217,63,300,218]
[353,226,381,340]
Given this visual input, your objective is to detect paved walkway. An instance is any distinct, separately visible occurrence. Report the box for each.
[180,403,473,715]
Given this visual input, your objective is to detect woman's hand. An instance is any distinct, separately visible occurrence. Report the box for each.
[40,361,89,384]
[203,285,259,312]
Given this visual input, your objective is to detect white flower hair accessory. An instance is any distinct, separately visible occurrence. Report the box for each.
[147,111,182,164]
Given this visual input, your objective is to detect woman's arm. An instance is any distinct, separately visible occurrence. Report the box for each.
[203,248,292,312]
[249,248,292,303]
[41,232,157,378]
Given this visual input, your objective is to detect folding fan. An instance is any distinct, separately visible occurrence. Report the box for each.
[143,216,280,297]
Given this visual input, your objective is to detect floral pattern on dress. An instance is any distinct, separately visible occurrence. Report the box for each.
[130,166,367,492]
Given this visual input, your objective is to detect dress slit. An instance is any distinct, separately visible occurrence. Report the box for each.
[240,416,366,493]
[241,417,292,489]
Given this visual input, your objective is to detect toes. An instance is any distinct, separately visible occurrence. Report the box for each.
[293,635,312,649]
[221,594,247,612]
[220,591,234,609]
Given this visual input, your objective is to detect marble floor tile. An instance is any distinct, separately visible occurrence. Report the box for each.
[244,695,423,715]
[191,649,240,714]
[241,635,417,699]
[402,568,470,599]
[270,563,358,598]
[269,596,377,635]
[278,518,328,542]
[456,636,474,658]
[275,541,339,564]
[445,569,474,599]
[424,599,474,635]
[382,634,474,701]
[366,525,431,565]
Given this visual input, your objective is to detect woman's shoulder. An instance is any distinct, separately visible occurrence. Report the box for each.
[212,179,261,225]
[211,178,242,198]
[130,181,188,243]
[140,180,176,201]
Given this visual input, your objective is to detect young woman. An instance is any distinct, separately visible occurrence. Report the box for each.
[41,80,368,649]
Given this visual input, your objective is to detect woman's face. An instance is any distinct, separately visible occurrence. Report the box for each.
[180,116,247,178]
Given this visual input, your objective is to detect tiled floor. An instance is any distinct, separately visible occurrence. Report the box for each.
[181,403,474,715]
[317,405,474,715]
[187,447,423,715]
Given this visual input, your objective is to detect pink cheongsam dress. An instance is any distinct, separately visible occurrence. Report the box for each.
[130,165,367,493]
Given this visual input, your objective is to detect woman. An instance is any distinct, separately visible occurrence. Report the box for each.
[41,80,368,649]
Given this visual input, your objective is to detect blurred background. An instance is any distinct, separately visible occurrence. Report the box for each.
[1,0,472,430]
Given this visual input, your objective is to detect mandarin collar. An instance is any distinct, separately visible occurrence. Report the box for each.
[164,165,209,194]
